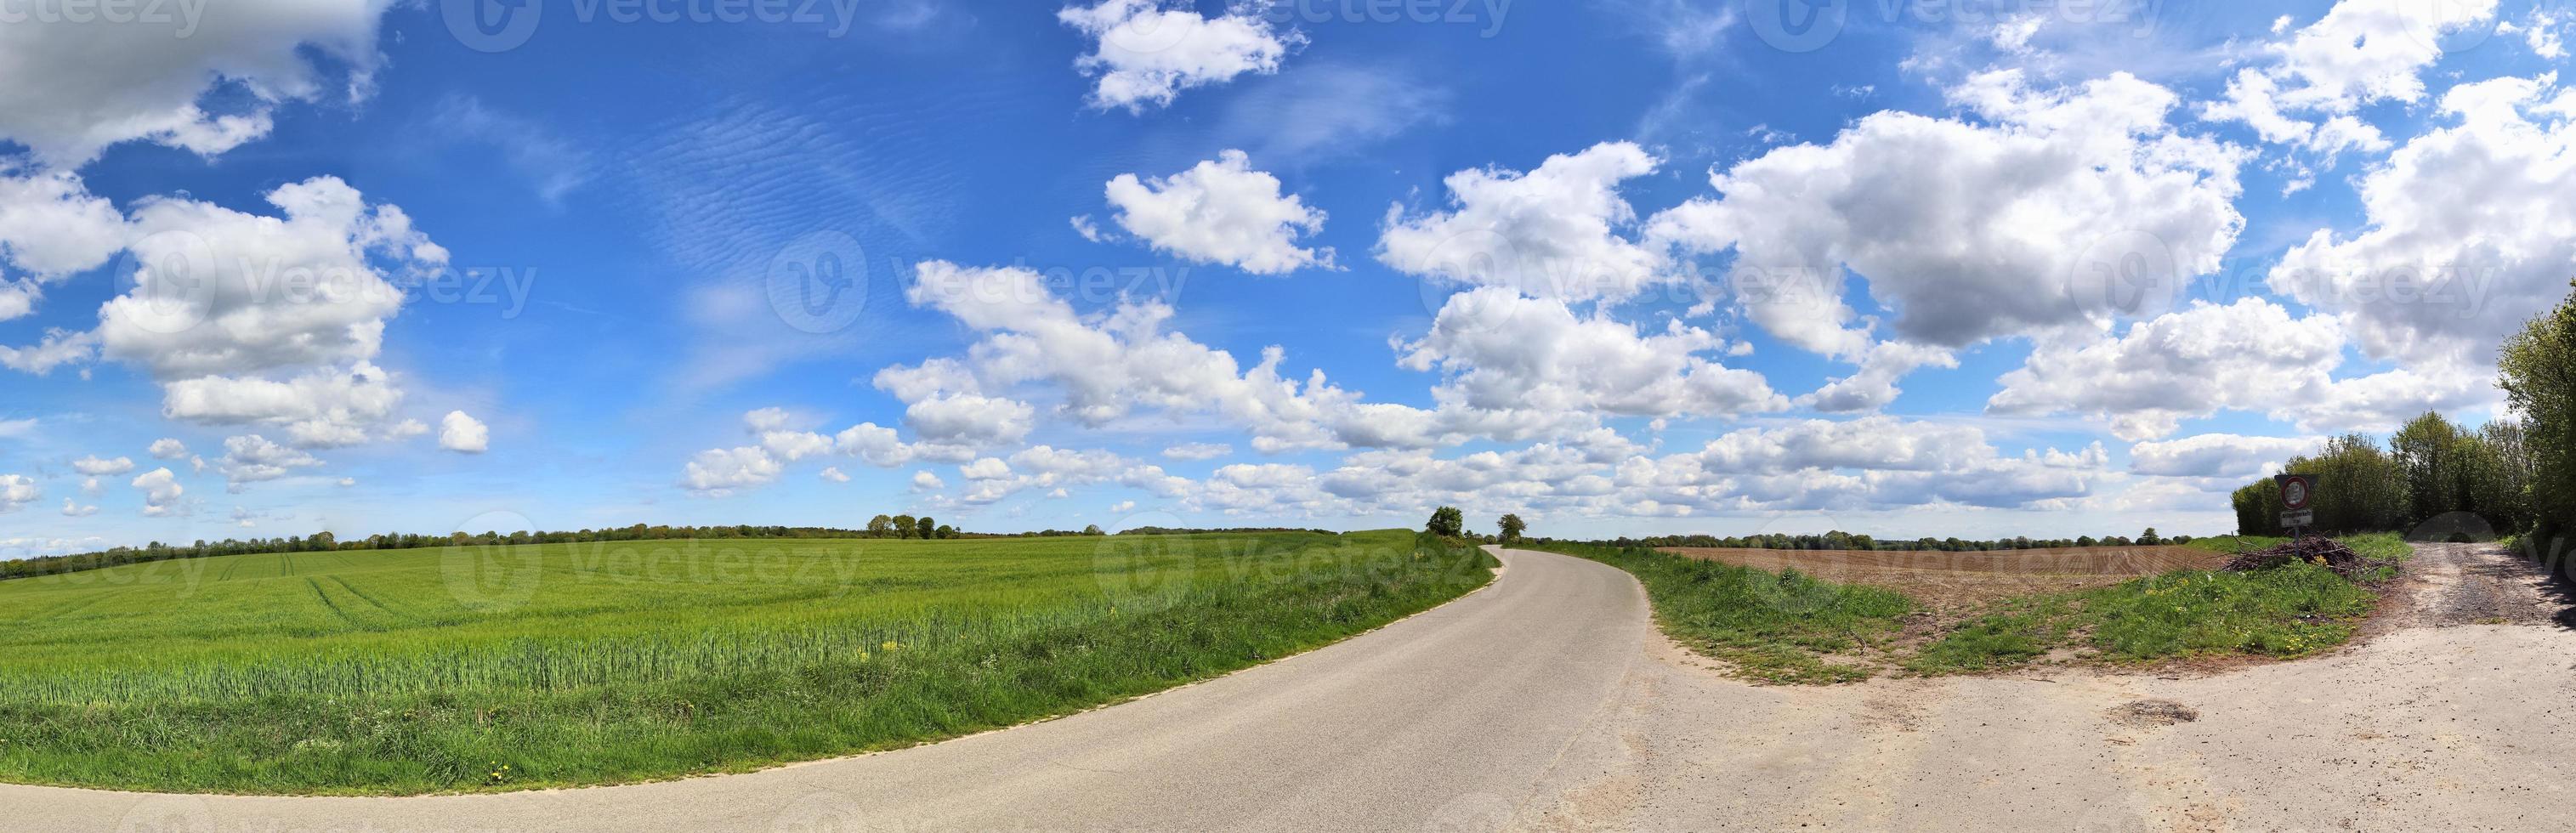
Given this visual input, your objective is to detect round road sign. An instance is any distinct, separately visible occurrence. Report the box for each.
[2281,477,2310,510]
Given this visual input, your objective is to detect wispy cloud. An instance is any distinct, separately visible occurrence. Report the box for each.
[431,94,597,206]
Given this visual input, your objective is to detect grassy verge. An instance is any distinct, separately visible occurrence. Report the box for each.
[0,530,1494,794]
[1518,541,1910,683]
[1528,539,2386,683]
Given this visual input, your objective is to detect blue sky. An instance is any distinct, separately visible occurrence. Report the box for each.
[2,0,2569,554]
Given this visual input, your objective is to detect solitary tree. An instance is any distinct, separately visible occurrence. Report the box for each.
[1426,506,1465,537]
[2137,528,2162,546]
[1082,524,1104,536]
[1497,513,1526,543]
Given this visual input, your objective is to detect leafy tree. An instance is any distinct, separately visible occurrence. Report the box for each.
[2136,528,2161,546]
[2501,281,2576,549]
[2306,434,2409,534]
[916,516,937,540]
[2392,411,2464,524]
[1081,524,1104,536]
[1426,507,1465,537]
[2232,479,2277,536]
[2075,535,2098,547]
[890,515,917,540]
[866,514,893,538]
[1497,513,1526,542]
[2472,421,2537,533]
[933,524,956,539]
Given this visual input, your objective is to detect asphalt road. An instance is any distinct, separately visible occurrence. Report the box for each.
[10,546,1660,832]
[19,544,2576,831]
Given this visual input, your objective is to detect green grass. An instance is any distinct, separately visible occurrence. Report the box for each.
[2080,564,2377,659]
[0,530,1494,794]
[1530,539,2390,682]
[2337,532,2412,562]
[1520,542,1911,683]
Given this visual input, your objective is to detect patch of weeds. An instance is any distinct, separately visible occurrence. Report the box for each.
[2337,532,2413,563]
[1906,594,2081,675]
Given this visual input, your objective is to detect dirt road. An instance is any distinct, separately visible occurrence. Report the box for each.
[2372,541,2573,631]
[1518,541,2576,831]
[11,544,2573,831]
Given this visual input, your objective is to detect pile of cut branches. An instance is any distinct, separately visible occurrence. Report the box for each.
[2221,537,2377,581]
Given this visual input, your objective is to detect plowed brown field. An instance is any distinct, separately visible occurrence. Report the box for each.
[1658,546,2228,610]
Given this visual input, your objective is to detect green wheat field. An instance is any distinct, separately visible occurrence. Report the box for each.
[0,530,1493,795]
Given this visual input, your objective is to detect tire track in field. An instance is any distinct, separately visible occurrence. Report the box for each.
[304,577,378,631]
[326,575,412,623]
[32,586,136,621]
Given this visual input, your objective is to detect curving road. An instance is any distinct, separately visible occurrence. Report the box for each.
[18,544,2576,832]
[10,547,1660,832]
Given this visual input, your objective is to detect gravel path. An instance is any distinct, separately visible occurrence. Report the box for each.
[2375,541,2572,631]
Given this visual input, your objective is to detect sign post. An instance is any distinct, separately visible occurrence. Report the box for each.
[2274,473,2317,538]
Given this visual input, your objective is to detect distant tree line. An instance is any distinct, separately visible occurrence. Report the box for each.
[1425,507,2184,552]
[1111,526,1339,536]
[0,524,882,581]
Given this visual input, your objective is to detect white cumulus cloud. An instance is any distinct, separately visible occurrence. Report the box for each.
[438,411,490,453]
[1102,150,1331,274]
[1058,0,1302,111]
